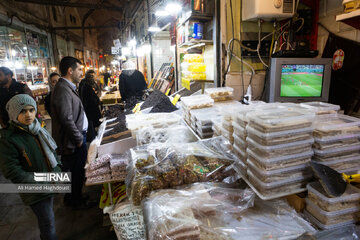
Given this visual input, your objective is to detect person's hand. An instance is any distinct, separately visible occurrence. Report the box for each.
[77,140,83,148]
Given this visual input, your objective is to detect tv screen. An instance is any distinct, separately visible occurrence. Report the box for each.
[280,64,325,97]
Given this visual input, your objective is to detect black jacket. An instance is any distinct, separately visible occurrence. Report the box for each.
[51,78,85,155]
[0,79,33,128]
[79,80,101,126]
[119,70,147,101]
[44,92,52,116]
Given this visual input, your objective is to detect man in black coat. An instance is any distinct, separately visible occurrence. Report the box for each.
[0,67,33,128]
[118,61,147,101]
[79,70,102,142]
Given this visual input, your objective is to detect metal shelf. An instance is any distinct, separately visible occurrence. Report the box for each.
[336,9,360,30]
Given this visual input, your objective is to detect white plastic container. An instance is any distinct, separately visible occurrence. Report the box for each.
[304,210,357,230]
[313,114,360,138]
[247,169,311,197]
[247,125,313,146]
[233,122,247,139]
[247,159,311,183]
[313,143,360,158]
[307,182,360,212]
[247,137,314,152]
[247,148,313,171]
[205,87,234,98]
[247,109,315,133]
[233,143,247,164]
[305,198,360,226]
[312,153,360,171]
[222,120,233,132]
[181,95,214,110]
[300,101,340,115]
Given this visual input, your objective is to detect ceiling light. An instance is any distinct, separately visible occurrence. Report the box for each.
[165,3,182,14]
[155,10,169,17]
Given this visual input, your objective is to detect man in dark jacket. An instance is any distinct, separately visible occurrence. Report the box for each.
[51,56,90,209]
[0,67,33,128]
[119,60,147,101]
[44,72,60,117]
[79,70,102,142]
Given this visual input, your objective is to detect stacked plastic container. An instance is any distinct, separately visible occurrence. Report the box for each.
[181,95,214,126]
[300,102,340,116]
[205,87,234,102]
[305,182,360,229]
[244,109,315,199]
[181,54,207,81]
[190,107,219,139]
[312,114,360,174]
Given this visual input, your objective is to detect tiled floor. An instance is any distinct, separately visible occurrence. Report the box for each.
[0,174,117,240]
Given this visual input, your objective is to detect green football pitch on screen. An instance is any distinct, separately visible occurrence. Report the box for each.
[280,65,324,97]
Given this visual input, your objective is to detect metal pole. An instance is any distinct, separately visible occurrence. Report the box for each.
[214,0,221,87]
[146,0,154,79]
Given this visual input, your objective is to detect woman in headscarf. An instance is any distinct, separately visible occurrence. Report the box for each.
[118,60,147,102]
[79,70,102,142]
[0,94,61,240]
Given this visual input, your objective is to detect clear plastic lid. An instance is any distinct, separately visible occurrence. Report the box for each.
[300,102,340,113]
[314,133,360,144]
[180,95,214,109]
[233,122,247,137]
[304,210,357,230]
[247,169,311,189]
[233,134,247,148]
[247,137,314,151]
[305,198,360,217]
[247,125,313,139]
[313,143,360,157]
[219,126,233,138]
[233,144,247,159]
[205,87,234,97]
[248,159,309,177]
[307,182,360,205]
[196,130,213,139]
[314,114,360,131]
[247,148,313,165]
[247,109,315,127]
[313,154,360,167]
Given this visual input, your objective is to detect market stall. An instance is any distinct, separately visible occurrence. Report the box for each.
[85,86,360,239]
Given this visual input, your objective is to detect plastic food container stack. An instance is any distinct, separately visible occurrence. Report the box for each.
[305,182,360,229]
[244,109,316,199]
[300,101,340,121]
[205,87,234,102]
[312,114,360,173]
[181,95,214,128]
[189,107,219,139]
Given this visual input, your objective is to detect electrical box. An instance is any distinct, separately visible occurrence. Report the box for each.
[242,0,295,21]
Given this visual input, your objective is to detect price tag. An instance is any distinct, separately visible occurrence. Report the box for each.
[165,88,171,96]
[171,94,181,105]
[181,78,191,90]
[132,103,141,113]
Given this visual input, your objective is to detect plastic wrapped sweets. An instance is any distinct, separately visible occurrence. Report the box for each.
[136,125,197,145]
[143,184,314,240]
[126,136,239,205]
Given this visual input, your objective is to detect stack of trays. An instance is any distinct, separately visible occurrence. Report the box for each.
[205,87,234,102]
[305,182,360,229]
[181,95,214,125]
[312,114,360,173]
[300,101,340,116]
[189,107,218,139]
[245,109,315,198]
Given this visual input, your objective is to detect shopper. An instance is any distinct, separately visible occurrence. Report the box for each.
[119,60,147,101]
[0,67,33,128]
[44,72,60,117]
[0,94,60,240]
[79,70,102,142]
[51,56,90,209]
[103,71,110,89]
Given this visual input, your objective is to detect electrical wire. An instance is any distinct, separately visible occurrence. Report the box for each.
[223,0,235,87]
[257,20,269,68]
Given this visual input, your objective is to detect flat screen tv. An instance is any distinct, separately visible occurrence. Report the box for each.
[267,58,332,103]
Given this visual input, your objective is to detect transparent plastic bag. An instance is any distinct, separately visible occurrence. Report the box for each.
[297,224,360,240]
[126,113,181,133]
[143,183,255,240]
[126,137,239,205]
[135,125,197,145]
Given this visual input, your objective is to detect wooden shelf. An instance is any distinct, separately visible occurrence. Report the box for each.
[179,39,213,48]
[179,12,213,26]
[336,9,360,30]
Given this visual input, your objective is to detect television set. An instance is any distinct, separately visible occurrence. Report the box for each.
[266,58,332,103]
